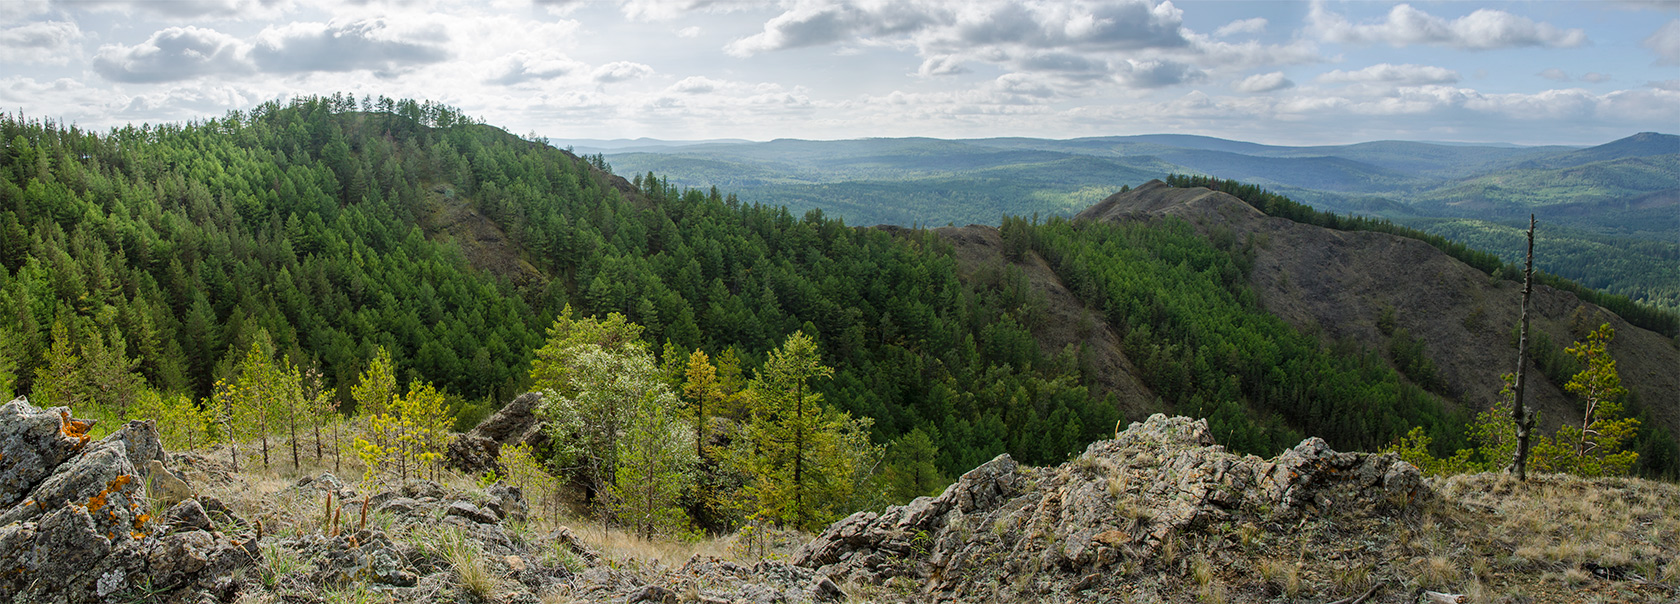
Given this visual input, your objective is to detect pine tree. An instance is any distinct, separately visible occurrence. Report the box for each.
[1541,323,1639,476]
[352,347,397,417]
[736,331,879,531]
[230,339,279,469]
[32,316,83,408]
[132,388,213,452]
[0,326,16,401]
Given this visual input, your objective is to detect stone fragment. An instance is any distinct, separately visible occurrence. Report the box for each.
[625,584,676,603]
[165,498,214,533]
[146,459,195,507]
[446,501,499,524]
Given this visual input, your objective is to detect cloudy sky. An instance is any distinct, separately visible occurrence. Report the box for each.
[3,0,1677,145]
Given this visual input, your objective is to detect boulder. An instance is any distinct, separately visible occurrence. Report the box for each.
[0,399,254,603]
[792,413,1428,599]
[446,392,549,474]
[0,397,93,509]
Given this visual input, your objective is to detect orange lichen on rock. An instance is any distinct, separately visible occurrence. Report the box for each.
[58,411,94,447]
[87,475,136,513]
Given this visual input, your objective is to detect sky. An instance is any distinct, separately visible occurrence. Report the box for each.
[2,0,1677,146]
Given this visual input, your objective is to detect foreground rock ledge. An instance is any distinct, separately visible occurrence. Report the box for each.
[0,397,256,604]
[794,413,1426,600]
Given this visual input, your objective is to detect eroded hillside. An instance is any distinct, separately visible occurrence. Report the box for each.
[1078,181,1680,445]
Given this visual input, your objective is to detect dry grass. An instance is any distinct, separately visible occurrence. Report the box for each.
[1257,558,1301,597]
[439,527,497,599]
[1189,554,1214,586]
[1410,555,1460,591]
[1436,472,1680,575]
[574,523,740,569]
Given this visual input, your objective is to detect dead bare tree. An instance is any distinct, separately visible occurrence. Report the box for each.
[1510,214,1538,482]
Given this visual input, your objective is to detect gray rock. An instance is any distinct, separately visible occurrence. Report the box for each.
[401,479,449,500]
[792,413,1433,599]
[0,401,257,604]
[485,482,528,522]
[445,501,499,524]
[0,398,92,510]
[626,584,677,603]
[165,498,214,533]
[446,392,549,474]
[146,530,216,589]
[146,459,194,507]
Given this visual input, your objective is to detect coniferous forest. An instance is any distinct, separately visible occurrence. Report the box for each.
[3,96,1665,519]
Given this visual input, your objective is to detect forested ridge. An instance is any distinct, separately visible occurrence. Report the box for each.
[7,96,1663,507]
[1166,174,1680,339]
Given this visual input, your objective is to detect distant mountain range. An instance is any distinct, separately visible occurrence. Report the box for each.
[597,132,1679,311]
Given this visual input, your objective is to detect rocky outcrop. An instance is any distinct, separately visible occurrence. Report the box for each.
[793,414,1426,601]
[445,391,549,475]
[0,397,257,603]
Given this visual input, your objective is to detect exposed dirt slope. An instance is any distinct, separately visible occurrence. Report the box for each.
[930,224,1157,418]
[1077,180,1680,440]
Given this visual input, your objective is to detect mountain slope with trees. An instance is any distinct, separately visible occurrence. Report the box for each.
[2,97,1674,536]
[599,132,1680,313]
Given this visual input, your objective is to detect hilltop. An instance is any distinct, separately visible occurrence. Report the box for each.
[1075,181,1680,443]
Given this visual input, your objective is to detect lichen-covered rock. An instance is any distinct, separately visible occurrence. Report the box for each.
[445,500,499,525]
[0,400,255,603]
[793,414,1428,602]
[0,397,93,510]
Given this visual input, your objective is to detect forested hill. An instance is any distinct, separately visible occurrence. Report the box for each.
[0,97,1670,492]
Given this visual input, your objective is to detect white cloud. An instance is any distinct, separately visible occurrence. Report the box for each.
[90,19,451,83]
[618,0,734,21]
[61,0,296,20]
[1234,71,1292,93]
[1114,58,1203,88]
[1,0,50,24]
[1317,63,1460,86]
[1538,68,1570,81]
[677,26,701,38]
[724,0,1309,91]
[1184,35,1321,72]
[591,60,653,83]
[1214,17,1266,37]
[250,19,451,75]
[1643,19,1680,65]
[668,75,724,94]
[724,0,936,57]
[486,49,585,85]
[1582,72,1611,83]
[1309,1,1587,50]
[0,20,82,64]
[92,26,252,83]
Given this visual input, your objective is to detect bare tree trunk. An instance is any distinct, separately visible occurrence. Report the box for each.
[290,410,300,472]
[1510,214,1537,482]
